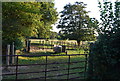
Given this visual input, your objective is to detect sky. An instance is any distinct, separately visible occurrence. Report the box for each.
[52,0,118,32]
[52,0,101,32]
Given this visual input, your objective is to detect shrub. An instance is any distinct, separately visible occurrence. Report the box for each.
[88,1,120,79]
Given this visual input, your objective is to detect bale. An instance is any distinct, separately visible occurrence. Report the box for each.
[53,45,62,53]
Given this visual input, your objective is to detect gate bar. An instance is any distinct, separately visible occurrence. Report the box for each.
[67,55,70,80]
[15,55,19,80]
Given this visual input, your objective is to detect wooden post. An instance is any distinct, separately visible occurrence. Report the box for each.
[88,43,94,79]
[39,40,41,49]
[75,42,77,49]
[26,40,30,53]
[43,41,44,50]
[42,41,44,50]
[25,39,28,50]
[68,43,69,49]
[72,42,73,49]
[51,41,52,49]
[6,44,10,66]
[12,42,15,64]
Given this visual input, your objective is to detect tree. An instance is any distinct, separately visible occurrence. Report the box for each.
[2,2,40,50]
[57,2,99,46]
[2,2,58,49]
[49,31,58,39]
[37,2,58,38]
[2,2,58,63]
[88,1,120,79]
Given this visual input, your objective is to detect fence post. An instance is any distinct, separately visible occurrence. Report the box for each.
[6,44,10,66]
[15,55,19,80]
[39,40,41,50]
[51,41,53,49]
[84,54,88,79]
[87,43,94,79]
[43,41,45,50]
[27,40,31,53]
[45,56,48,81]
[12,42,15,64]
[75,42,77,49]
[72,42,74,49]
[67,55,70,80]
[67,43,69,50]
[3,45,10,72]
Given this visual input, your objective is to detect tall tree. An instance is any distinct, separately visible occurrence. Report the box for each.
[37,2,58,38]
[57,2,98,46]
[88,1,120,79]
[2,2,58,49]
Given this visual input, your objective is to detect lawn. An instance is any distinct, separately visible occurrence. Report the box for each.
[2,49,88,80]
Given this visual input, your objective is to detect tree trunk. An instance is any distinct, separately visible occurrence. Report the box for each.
[77,40,80,47]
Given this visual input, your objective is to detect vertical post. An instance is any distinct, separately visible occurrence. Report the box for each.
[47,41,48,49]
[44,40,46,49]
[68,43,69,50]
[42,41,44,50]
[39,40,41,49]
[6,44,10,66]
[88,43,94,79]
[12,42,15,64]
[15,55,18,80]
[71,42,72,49]
[45,56,48,81]
[27,40,31,53]
[65,51,67,55]
[25,39,28,52]
[43,41,45,50]
[84,54,88,79]
[67,55,70,80]
[72,42,74,49]
[75,42,77,50]
[51,41,52,49]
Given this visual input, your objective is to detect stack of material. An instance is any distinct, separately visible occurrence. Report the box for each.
[53,45,62,53]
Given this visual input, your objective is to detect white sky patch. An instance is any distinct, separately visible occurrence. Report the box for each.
[53,0,119,32]
[0,0,53,2]
[53,0,101,32]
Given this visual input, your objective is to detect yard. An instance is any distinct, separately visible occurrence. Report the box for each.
[2,47,88,80]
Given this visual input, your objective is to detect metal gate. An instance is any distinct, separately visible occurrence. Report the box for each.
[2,54,88,80]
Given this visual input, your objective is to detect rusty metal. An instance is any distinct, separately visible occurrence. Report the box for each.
[2,54,88,80]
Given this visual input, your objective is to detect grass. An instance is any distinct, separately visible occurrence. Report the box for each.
[30,39,77,50]
[3,55,86,79]
[2,40,89,80]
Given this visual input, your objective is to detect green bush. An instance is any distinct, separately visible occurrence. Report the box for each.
[87,1,120,79]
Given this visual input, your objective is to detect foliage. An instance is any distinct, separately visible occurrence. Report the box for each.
[37,2,58,38]
[57,2,99,46]
[49,31,58,39]
[2,2,58,51]
[88,1,120,79]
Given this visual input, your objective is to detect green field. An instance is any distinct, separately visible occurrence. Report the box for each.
[2,39,89,80]
[2,49,88,80]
